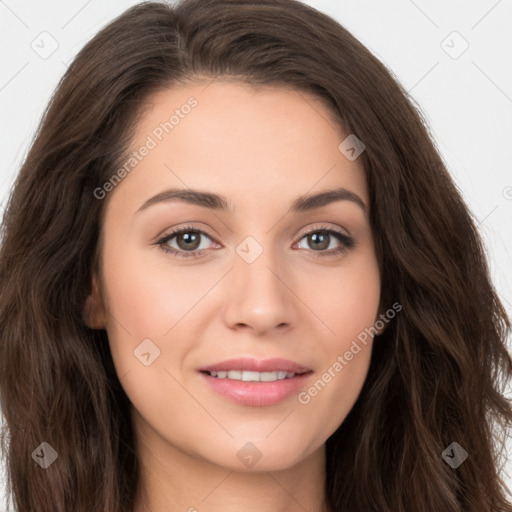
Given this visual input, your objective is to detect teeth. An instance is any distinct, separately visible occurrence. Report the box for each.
[208,370,297,381]
[240,371,259,381]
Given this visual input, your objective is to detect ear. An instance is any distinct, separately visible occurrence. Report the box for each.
[83,273,107,330]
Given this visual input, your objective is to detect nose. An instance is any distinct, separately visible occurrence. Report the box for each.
[222,242,298,336]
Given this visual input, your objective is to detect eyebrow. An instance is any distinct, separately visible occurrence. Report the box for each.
[135,187,367,216]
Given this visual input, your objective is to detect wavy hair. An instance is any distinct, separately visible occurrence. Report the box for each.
[0,1,511,511]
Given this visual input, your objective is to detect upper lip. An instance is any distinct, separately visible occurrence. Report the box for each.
[199,357,312,374]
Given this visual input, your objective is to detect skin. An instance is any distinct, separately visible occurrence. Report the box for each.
[84,80,383,512]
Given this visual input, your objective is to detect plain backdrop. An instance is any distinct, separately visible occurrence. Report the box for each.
[1,0,511,509]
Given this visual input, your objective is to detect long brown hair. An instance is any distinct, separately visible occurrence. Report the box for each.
[1,1,511,511]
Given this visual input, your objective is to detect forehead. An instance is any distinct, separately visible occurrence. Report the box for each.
[108,79,368,214]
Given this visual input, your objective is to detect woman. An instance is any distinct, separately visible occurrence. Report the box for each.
[0,1,511,511]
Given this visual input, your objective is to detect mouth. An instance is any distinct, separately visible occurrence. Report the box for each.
[198,358,313,406]
[201,370,306,382]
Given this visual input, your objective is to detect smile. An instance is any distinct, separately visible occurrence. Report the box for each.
[198,357,313,406]
[205,370,298,381]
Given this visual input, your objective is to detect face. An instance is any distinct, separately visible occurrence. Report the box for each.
[85,80,382,473]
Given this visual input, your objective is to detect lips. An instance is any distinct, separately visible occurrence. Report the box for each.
[198,357,313,406]
[199,357,312,374]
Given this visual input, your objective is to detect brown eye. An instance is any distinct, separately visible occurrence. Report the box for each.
[296,228,355,257]
[157,226,216,258]
[305,232,330,251]
[174,231,202,251]
[156,225,355,259]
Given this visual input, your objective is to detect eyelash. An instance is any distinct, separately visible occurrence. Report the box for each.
[156,224,355,259]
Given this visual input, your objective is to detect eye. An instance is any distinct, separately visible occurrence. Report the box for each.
[295,226,355,257]
[156,225,218,258]
[156,224,355,259]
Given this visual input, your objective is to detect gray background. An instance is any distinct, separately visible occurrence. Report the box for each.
[1,0,511,509]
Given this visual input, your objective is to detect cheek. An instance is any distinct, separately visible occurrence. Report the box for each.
[296,252,380,426]
[99,244,208,418]
[101,242,211,339]
[305,250,381,344]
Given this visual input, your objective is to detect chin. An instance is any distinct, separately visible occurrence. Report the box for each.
[209,438,315,473]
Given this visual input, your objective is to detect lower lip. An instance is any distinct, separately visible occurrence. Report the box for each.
[200,371,312,406]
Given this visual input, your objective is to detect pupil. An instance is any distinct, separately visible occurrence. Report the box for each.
[311,233,328,250]
[179,232,200,250]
